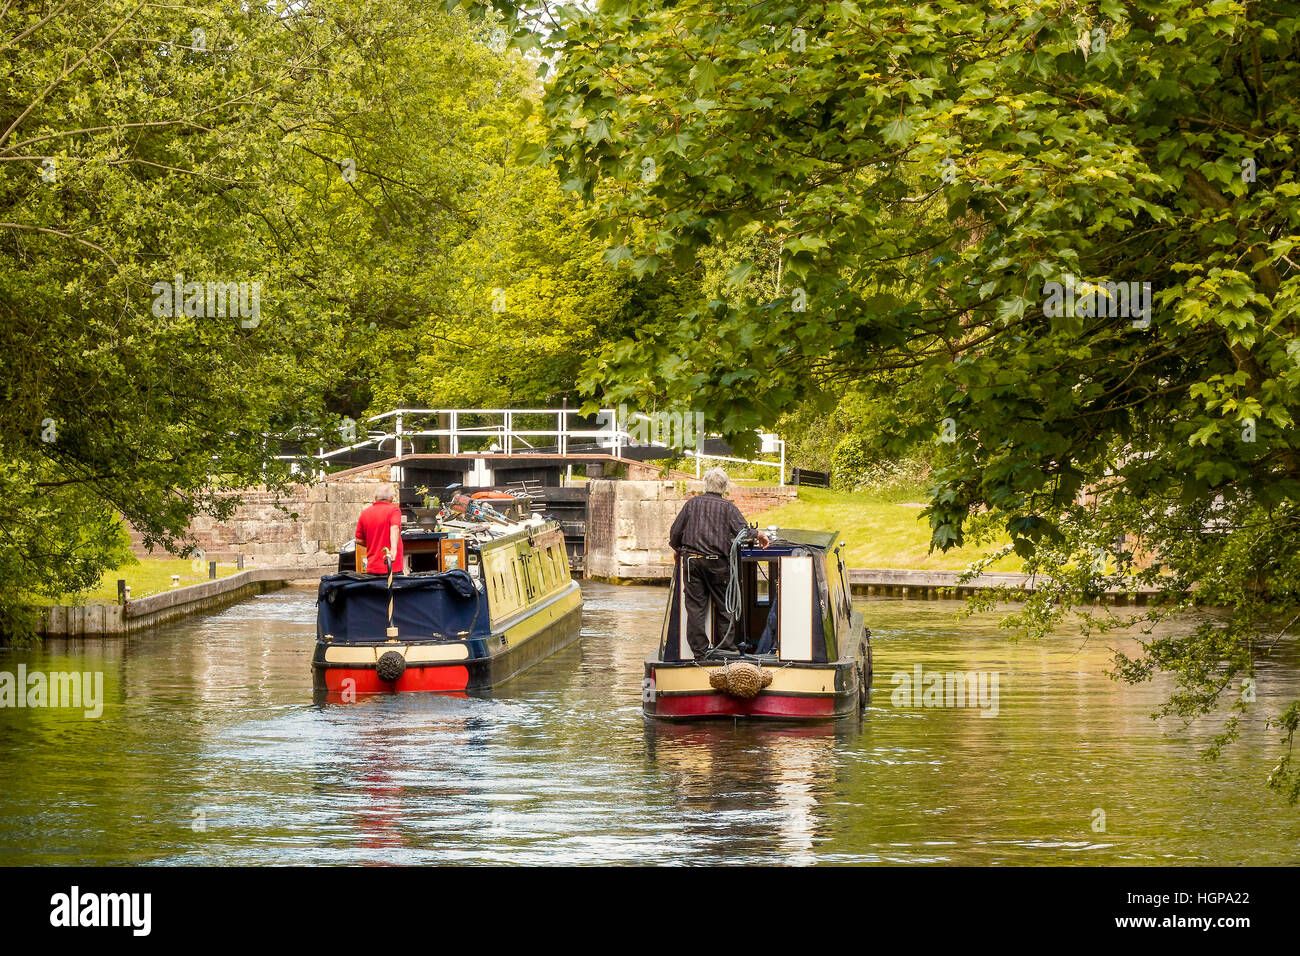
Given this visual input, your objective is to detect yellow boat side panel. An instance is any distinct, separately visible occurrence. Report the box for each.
[499,583,582,648]
[485,526,571,629]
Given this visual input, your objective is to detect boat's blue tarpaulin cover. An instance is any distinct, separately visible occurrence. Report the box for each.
[316,570,485,642]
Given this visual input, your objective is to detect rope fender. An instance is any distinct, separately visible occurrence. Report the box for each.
[709,660,773,699]
[376,650,406,683]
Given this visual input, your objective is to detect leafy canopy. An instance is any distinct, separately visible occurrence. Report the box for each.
[466,0,1300,797]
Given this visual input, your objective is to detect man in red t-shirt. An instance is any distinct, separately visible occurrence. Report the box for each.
[355,484,404,574]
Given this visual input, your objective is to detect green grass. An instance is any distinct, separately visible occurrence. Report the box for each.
[33,558,244,606]
[756,485,1022,572]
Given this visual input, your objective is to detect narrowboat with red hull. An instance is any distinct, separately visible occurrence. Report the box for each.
[313,514,582,698]
[642,529,871,721]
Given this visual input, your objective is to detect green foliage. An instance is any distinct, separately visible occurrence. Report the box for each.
[402,173,701,408]
[0,0,357,636]
[463,0,1300,796]
[494,0,1300,544]
[0,0,645,638]
[778,380,938,488]
[0,0,693,638]
[275,7,642,413]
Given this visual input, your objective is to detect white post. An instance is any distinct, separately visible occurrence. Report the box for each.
[696,452,702,479]
[450,410,459,456]
[317,446,324,481]
[504,410,512,456]
[779,439,786,487]
[394,413,404,487]
[559,406,567,457]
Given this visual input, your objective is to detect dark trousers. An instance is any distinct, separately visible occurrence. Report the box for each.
[683,556,736,657]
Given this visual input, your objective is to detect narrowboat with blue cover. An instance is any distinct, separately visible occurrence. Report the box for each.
[313,503,581,697]
[642,528,870,720]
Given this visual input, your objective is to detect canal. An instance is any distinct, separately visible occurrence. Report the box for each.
[1,582,1297,865]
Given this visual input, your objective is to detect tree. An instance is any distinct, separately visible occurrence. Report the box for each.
[1,0,354,633]
[263,3,696,417]
[471,0,1300,798]
[0,2,532,631]
[1,0,690,637]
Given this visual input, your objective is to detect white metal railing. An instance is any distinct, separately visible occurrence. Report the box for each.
[276,407,787,485]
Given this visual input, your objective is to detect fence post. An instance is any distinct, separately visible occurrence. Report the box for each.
[559,401,567,458]
[450,410,459,456]
[504,410,512,456]
[394,412,404,486]
[779,439,786,487]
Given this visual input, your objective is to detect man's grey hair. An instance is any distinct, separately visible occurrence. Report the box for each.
[703,468,729,494]
[374,483,395,501]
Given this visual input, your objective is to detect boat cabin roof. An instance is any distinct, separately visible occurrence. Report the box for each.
[740,528,839,555]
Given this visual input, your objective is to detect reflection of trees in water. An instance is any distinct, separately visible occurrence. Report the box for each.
[643,720,856,864]
[0,639,185,865]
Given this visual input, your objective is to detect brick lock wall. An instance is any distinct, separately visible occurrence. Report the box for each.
[729,485,799,520]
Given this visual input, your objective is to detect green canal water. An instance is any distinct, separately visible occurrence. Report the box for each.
[0,582,1297,865]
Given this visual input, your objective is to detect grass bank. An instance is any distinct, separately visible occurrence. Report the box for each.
[754,485,1022,572]
[34,558,244,605]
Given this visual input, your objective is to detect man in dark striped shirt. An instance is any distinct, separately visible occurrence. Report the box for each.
[669,468,769,657]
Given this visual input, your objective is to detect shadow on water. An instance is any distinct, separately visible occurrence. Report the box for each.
[0,582,1296,864]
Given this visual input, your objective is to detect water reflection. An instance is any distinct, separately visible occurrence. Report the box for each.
[0,583,1296,865]
[646,721,850,864]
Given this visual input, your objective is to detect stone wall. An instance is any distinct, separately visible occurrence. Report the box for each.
[129,478,384,567]
[131,472,797,576]
[584,479,797,582]
[39,564,336,636]
[585,481,616,572]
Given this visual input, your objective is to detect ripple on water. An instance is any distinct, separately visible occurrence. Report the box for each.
[0,586,1297,864]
